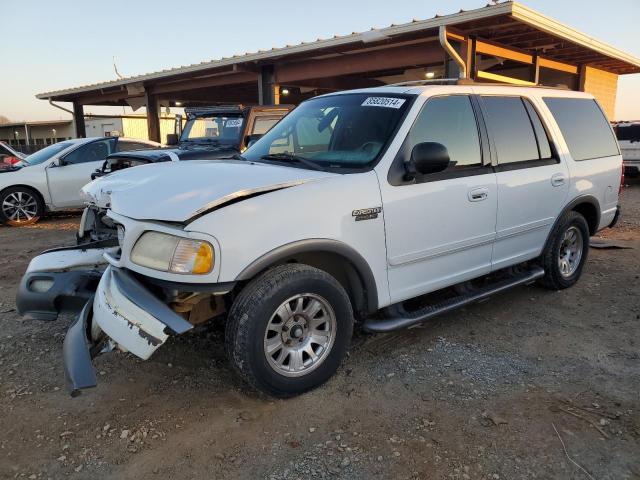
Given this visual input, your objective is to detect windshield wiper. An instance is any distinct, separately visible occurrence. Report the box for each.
[260,153,326,172]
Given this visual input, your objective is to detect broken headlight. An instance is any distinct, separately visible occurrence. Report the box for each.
[130,231,213,274]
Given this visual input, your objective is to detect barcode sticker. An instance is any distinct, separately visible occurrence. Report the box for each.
[225,118,243,127]
[361,97,406,109]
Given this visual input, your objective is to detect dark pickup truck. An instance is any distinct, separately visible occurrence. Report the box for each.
[92,104,292,178]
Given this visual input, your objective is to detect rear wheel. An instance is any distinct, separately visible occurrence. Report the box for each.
[225,264,353,398]
[0,187,43,226]
[538,211,589,290]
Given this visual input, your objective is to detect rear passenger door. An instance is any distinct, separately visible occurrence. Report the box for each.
[478,95,569,270]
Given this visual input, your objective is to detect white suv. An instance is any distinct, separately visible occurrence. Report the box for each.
[17,83,623,397]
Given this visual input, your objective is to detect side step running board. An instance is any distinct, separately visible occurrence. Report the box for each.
[363,266,545,333]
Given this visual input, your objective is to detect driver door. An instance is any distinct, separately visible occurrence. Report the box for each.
[46,138,116,208]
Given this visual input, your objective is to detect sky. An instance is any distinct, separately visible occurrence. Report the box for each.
[1,0,639,121]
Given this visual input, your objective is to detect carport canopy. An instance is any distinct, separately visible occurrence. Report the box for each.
[37,1,640,142]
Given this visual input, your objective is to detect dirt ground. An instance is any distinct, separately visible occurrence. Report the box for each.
[0,181,638,480]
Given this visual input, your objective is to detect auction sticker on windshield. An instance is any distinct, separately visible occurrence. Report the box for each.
[361,97,406,109]
[225,118,243,128]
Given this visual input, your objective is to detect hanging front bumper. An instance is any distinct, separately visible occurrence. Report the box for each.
[62,265,194,395]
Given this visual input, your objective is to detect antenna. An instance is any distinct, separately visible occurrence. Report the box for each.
[113,56,124,79]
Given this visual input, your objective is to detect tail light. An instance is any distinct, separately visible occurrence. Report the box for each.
[619,162,625,194]
[3,156,20,165]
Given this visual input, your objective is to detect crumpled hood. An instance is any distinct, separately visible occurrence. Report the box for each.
[82,160,335,222]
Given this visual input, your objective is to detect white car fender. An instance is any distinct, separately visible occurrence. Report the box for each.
[186,171,391,309]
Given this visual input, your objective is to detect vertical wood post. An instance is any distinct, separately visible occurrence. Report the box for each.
[72,101,86,138]
[145,90,161,142]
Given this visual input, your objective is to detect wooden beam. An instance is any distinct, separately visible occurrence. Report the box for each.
[475,39,533,64]
[538,57,578,74]
[149,71,257,95]
[476,70,536,85]
[276,41,443,83]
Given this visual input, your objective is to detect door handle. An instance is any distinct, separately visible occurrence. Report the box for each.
[551,173,566,187]
[468,187,489,202]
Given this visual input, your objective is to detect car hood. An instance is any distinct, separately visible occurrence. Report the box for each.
[82,160,336,222]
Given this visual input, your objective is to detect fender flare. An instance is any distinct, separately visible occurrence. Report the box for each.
[543,195,601,252]
[235,239,379,314]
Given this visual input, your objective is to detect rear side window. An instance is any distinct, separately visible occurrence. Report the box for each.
[544,98,619,161]
[481,96,540,164]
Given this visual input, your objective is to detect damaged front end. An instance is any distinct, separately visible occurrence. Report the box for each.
[64,266,196,396]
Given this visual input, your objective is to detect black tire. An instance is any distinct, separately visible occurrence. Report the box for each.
[0,186,44,226]
[225,264,354,398]
[538,211,590,290]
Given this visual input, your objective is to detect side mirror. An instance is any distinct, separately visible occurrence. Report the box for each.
[410,142,450,175]
[166,133,179,146]
[245,134,263,148]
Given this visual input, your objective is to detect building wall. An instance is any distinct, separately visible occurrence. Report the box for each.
[0,123,73,148]
[85,118,124,137]
[581,66,618,119]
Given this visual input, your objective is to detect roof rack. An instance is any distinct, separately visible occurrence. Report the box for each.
[388,78,571,90]
[388,78,463,87]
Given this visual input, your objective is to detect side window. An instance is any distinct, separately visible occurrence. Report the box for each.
[522,99,552,159]
[407,95,482,170]
[63,139,115,165]
[116,140,152,152]
[544,98,619,161]
[481,96,540,164]
[251,116,281,136]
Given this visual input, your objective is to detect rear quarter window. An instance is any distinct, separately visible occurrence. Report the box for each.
[543,98,619,161]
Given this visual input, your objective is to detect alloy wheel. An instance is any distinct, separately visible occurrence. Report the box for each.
[2,191,38,223]
[558,226,583,278]
[263,293,337,377]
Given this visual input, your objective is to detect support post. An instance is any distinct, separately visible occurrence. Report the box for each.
[145,90,160,142]
[258,65,278,105]
[72,101,86,138]
[532,53,540,85]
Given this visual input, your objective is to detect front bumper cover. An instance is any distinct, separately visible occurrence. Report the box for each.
[16,246,113,321]
[63,299,99,396]
[62,266,194,395]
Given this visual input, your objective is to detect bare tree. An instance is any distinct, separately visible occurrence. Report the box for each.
[0,115,11,124]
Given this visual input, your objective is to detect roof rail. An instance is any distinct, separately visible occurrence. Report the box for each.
[388,78,574,90]
[388,78,462,87]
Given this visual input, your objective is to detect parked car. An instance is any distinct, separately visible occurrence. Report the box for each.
[0,137,159,225]
[613,121,640,177]
[17,83,623,398]
[78,105,291,243]
[92,104,292,179]
[0,141,26,167]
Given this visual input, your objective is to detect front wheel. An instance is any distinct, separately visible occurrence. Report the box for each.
[538,211,589,290]
[0,186,44,226]
[225,264,354,398]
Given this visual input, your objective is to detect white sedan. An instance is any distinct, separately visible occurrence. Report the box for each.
[0,137,159,226]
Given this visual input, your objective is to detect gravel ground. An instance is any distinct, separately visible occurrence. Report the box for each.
[0,181,638,480]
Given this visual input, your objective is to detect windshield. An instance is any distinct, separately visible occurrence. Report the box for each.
[23,142,73,165]
[616,124,640,142]
[243,93,411,170]
[181,115,244,144]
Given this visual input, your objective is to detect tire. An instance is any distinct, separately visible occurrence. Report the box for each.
[225,264,354,398]
[538,211,590,290]
[0,186,44,226]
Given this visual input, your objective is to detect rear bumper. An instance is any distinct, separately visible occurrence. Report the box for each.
[16,247,112,321]
[63,266,194,395]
